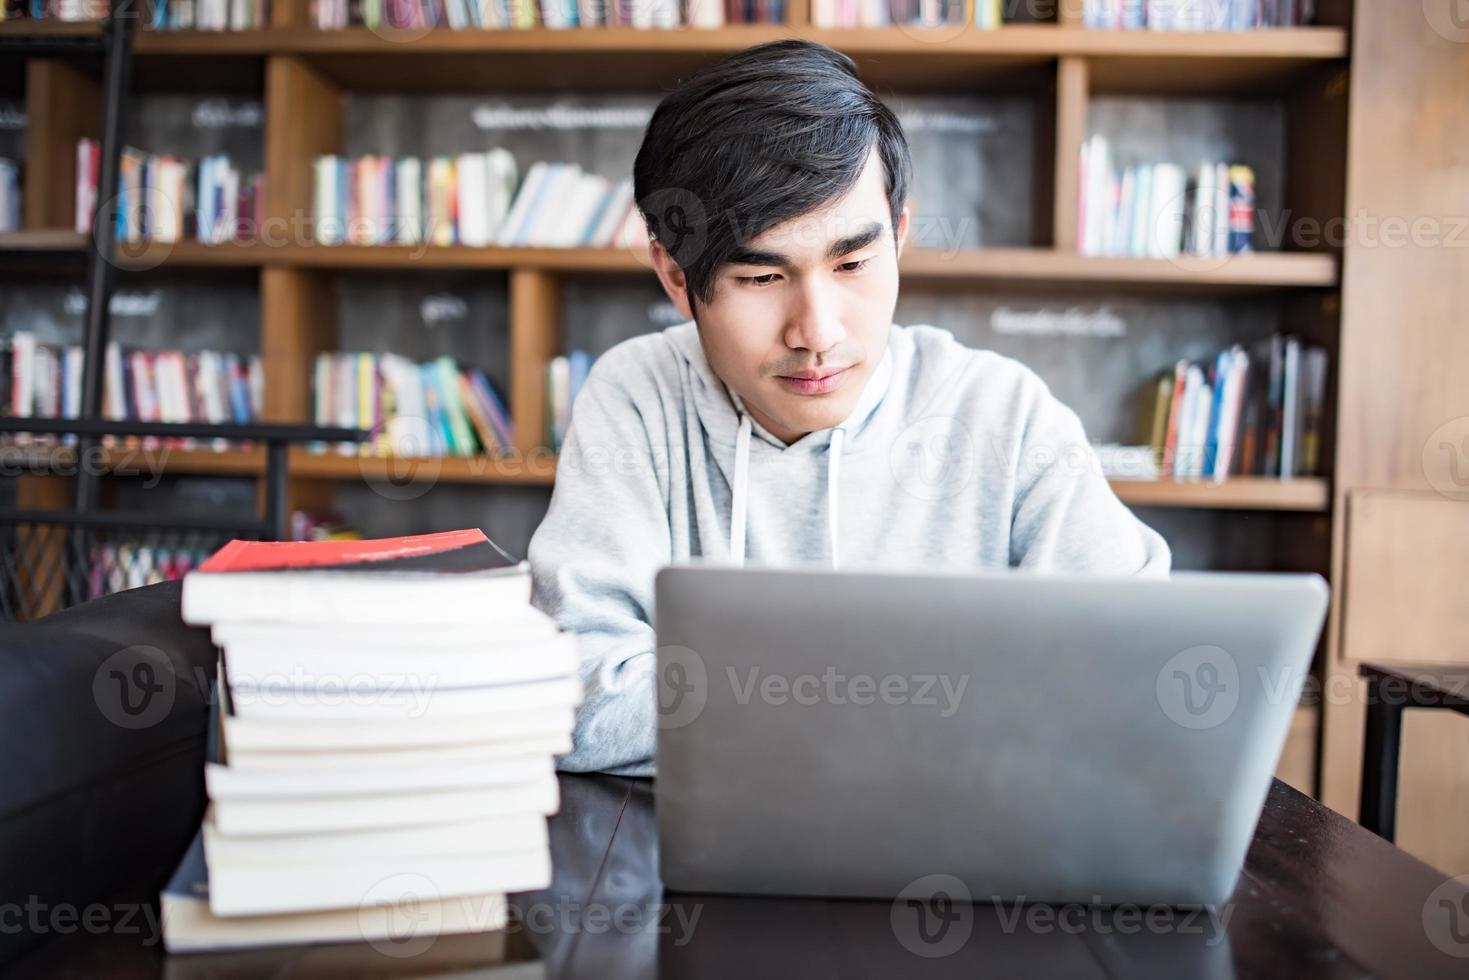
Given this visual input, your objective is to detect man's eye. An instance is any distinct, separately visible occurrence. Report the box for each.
[838,258,870,273]
[739,273,781,286]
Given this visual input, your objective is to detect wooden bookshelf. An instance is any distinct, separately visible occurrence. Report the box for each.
[1,443,1328,510]
[0,229,87,250]
[1107,476,1329,512]
[63,241,1338,293]
[122,24,1350,93]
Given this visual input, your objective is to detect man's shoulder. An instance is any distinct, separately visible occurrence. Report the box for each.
[587,322,697,392]
[897,323,1052,408]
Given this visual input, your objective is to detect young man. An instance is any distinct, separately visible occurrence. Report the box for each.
[529,40,1170,776]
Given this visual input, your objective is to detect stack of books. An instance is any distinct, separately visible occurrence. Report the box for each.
[166,528,580,952]
[813,0,1001,29]
[0,159,18,233]
[1,335,263,450]
[75,139,265,244]
[309,0,781,30]
[310,351,515,458]
[312,152,643,250]
[146,0,272,29]
[1135,334,1328,481]
[1082,0,1314,29]
[1079,135,1257,259]
[86,540,215,599]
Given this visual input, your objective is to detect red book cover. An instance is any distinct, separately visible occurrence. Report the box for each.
[198,528,522,575]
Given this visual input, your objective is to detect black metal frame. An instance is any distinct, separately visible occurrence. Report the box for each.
[1357,661,1469,841]
[0,12,369,620]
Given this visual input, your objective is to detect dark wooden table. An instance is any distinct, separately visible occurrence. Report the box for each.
[8,774,1469,978]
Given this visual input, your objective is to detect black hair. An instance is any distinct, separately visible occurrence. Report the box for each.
[633,39,912,311]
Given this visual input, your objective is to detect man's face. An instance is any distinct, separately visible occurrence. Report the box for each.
[650,148,909,445]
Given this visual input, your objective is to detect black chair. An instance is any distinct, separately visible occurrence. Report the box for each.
[1358,661,1469,841]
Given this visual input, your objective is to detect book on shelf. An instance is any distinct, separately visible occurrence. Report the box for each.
[0,159,18,233]
[74,139,265,245]
[311,152,646,250]
[1133,333,1327,482]
[0,0,268,26]
[544,349,589,454]
[812,0,1001,29]
[1079,134,1257,260]
[1082,0,1314,29]
[309,0,783,30]
[311,350,515,459]
[1,333,263,450]
[167,528,577,950]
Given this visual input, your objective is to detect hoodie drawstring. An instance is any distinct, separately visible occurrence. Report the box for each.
[727,414,845,571]
[827,426,844,570]
[729,414,752,566]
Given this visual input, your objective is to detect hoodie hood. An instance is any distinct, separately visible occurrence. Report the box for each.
[664,320,897,570]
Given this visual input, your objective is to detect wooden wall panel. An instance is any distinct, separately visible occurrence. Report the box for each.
[1321,1,1469,873]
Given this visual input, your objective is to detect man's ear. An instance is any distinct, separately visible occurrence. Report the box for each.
[648,238,695,320]
[894,204,912,259]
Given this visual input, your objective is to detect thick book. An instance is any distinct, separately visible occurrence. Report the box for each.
[226,674,582,723]
[161,827,509,952]
[181,529,530,626]
[205,754,554,800]
[211,779,562,837]
[221,701,577,754]
[218,630,577,692]
[224,732,573,772]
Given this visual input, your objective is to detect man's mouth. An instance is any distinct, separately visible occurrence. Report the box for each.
[776,367,852,395]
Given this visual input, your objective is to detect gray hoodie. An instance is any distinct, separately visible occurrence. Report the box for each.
[528,320,1171,775]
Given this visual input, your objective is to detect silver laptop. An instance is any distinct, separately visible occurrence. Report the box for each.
[654,564,1329,907]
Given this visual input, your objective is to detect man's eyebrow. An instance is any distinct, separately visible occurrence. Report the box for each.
[725,221,886,268]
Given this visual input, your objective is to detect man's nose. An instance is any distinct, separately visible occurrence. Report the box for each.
[782,277,845,355]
